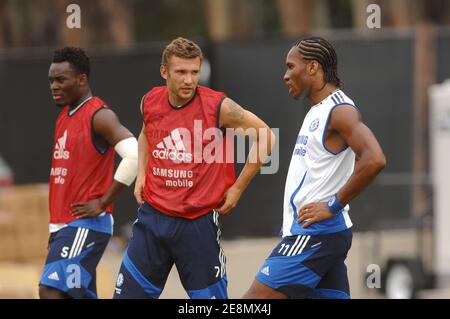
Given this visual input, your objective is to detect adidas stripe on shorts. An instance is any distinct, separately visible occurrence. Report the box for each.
[255,228,353,299]
[39,226,110,298]
[113,202,228,299]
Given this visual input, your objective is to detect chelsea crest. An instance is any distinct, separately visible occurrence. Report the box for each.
[310,118,320,132]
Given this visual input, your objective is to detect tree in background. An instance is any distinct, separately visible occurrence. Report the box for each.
[0,0,133,48]
[1,0,450,49]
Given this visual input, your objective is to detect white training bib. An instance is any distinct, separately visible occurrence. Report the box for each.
[282,90,356,237]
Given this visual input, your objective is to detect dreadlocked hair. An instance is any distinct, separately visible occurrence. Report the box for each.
[295,37,341,87]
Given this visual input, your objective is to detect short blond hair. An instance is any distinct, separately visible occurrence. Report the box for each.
[161,37,203,66]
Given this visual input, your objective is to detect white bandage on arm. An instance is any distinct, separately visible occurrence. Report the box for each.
[114,137,138,186]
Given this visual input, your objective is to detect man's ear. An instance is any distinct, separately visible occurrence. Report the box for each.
[79,74,88,87]
[160,64,168,80]
[308,60,319,76]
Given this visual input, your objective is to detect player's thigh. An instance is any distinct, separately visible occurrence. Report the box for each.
[173,211,228,299]
[39,226,110,299]
[243,278,288,299]
[304,229,352,299]
[254,234,320,298]
[308,257,350,299]
[255,229,352,298]
[114,211,173,299]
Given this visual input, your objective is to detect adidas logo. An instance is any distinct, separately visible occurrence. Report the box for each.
[261,266,270,276]
[48,272,60,281]
[53,130,70,160]
[152,129,192,163]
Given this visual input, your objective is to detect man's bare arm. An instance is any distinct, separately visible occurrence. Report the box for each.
[331,105,386,204]
[216,98,276,215]
[298,105,385,227]
[134,124,149,205]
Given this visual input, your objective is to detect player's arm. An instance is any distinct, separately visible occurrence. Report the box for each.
[71,108,138,218]
[134,123,148,205]
[134,95,148,205]
[215,97,276,216]
[298,105,386,227]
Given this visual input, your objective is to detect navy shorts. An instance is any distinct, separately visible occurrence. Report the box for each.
[255,229,353,299]
[113,202,227,299]
[39,226,111,299]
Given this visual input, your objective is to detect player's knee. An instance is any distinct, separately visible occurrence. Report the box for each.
[39,285,67,299]
[39,285,55,299]
[243,280,287,299]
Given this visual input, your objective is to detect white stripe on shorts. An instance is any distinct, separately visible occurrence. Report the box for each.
[68,227,82,259]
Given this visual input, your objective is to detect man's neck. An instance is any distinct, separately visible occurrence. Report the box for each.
[168,95,188,107]
[70,91,93,110]
[308,83,338,106]
[168,89,196,107]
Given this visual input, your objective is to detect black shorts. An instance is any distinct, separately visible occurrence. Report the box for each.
[256,229,353,298]
[39,226,111,299]
[113,202,227,299]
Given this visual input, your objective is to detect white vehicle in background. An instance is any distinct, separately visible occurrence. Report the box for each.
[0,154,14,186]
[367,80,450,299]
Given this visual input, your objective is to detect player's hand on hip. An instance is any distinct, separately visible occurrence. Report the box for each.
[134,175,145,205]
[70,198,106,219]
[215,185,243,216]
[297,202,334,228]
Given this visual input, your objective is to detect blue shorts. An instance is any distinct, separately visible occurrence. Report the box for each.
[255,229,352,299]
[39,226,111,299]
[113,202,227,299]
